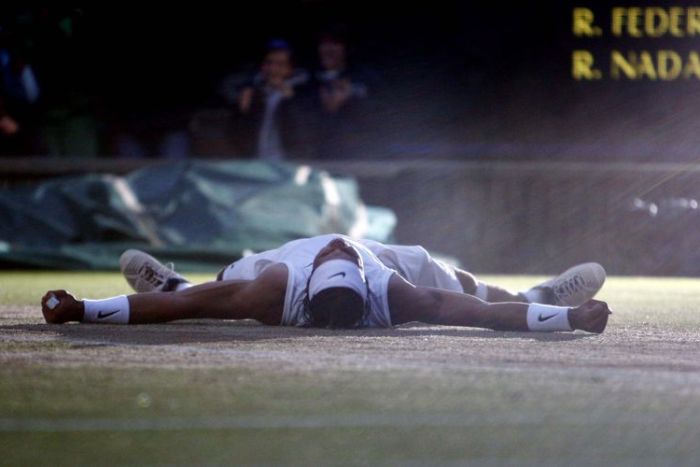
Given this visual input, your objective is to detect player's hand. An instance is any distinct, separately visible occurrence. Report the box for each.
[568,299,611,333]
[237,87,254,114]
[41,290,84,324]
[0,115,19,135]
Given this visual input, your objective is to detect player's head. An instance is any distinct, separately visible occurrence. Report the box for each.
[305,237,368,328]
[261,38,294,83]
[318,30,348,71]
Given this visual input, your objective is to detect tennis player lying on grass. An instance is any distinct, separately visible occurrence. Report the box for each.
[41,234,611,333]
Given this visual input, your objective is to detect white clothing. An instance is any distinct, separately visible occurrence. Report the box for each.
[221,234,463,328]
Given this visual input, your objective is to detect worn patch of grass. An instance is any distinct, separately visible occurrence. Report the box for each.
[1,272,699,465]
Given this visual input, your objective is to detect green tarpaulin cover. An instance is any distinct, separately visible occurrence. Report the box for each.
[0,160,396,270]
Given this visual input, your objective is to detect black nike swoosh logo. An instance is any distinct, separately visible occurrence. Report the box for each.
[97,310,120,319]
[329,272,346,279]
[538,313,557,322]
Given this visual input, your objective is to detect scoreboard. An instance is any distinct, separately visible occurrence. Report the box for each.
[573,7,700,80]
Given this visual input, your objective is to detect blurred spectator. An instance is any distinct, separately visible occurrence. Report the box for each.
[232,39,314,160]
[312,29,373,159]
[0,33,42,155]
[0,8,101,157]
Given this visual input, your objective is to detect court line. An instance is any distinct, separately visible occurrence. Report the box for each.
[1,412,697,432]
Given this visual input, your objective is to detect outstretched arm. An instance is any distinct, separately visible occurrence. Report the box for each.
[41,264,288,326]
[387,274,610,333]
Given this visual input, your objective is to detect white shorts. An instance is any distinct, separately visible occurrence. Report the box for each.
[361,241,464,293]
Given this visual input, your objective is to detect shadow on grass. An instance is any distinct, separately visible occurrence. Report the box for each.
[1,320,592,346]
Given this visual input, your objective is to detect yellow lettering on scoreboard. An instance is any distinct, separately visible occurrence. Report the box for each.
[611,7,700,37]
[573,8,602,36]
[574,6,700,80]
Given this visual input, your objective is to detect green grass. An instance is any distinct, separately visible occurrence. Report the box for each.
[1,272,700,466]
[3,364,699,466]
[0,271,212,305]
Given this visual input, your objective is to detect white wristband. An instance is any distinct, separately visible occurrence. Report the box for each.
[526,303,572,332]
[82,295,130,324]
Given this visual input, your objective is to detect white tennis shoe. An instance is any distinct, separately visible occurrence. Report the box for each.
[120,249,189,293]
[528,262,606,307]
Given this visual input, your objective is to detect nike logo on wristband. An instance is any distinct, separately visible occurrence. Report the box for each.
[538,313,557,322]
[329,272,346,279]
[97,310,120,319]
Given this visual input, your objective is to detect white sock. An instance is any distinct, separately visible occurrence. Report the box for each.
[174,282,192,292]
[474,282,489,300]
[522,288,546,303]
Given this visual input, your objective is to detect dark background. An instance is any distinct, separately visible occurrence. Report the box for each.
[3,1,700,161]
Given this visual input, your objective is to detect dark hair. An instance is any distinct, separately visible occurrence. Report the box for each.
[318,23,350,46]
[306,287,365,329]
[265,38,293,56]
[263,38,294,66]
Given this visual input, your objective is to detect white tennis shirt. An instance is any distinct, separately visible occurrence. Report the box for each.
[221,234,463,328]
